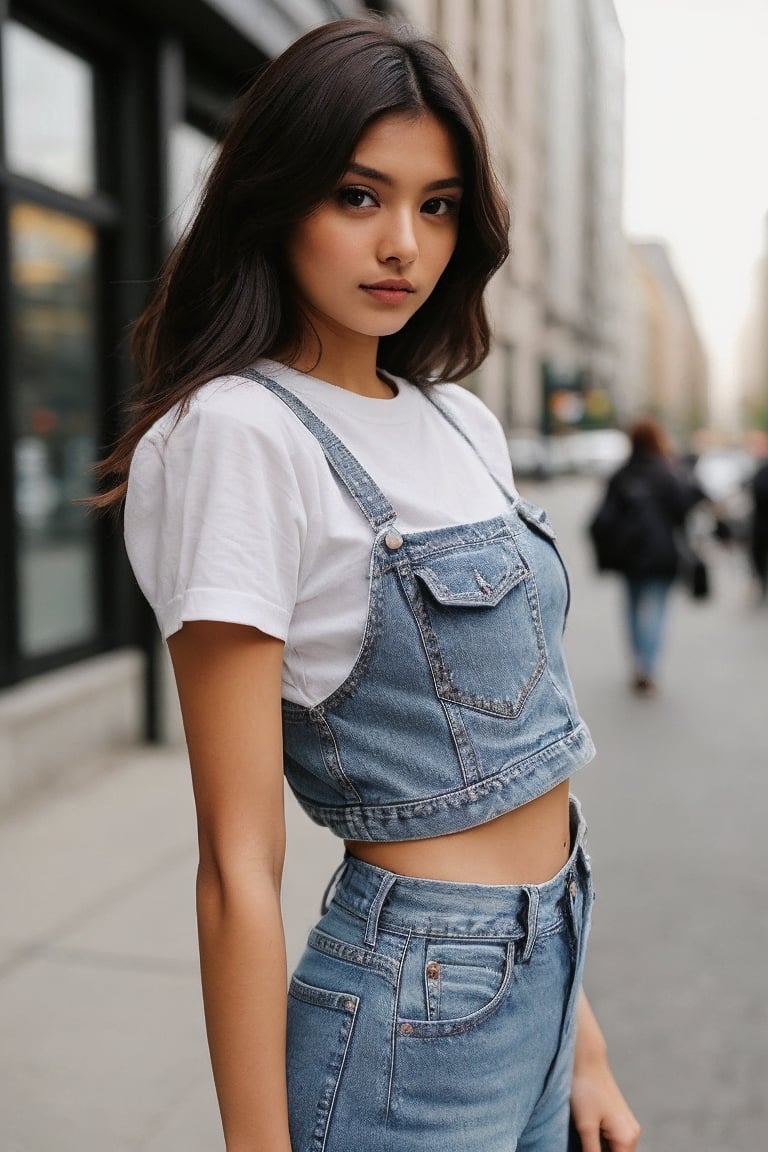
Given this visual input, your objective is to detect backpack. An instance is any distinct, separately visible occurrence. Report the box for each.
[588,474,655,573]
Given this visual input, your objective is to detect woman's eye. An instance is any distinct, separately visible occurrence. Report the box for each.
[337,186,377,209]
[421,196,459,217]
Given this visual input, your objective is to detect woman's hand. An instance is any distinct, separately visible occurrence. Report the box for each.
[570,991,641,1152]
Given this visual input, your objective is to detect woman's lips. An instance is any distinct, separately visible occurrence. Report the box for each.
[360,283,415,305]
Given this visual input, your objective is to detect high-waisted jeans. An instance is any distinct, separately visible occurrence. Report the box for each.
[286,797,593,1151]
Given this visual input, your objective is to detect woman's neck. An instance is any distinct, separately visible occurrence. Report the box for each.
[274,333,394,398]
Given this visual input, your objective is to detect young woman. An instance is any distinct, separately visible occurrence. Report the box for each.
[102,18,640,1152]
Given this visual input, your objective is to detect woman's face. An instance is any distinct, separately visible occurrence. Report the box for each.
[286,112,463,352]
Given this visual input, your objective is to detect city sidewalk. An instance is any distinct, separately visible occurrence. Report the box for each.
[0,747,343,1152]
[1,477,766,1151]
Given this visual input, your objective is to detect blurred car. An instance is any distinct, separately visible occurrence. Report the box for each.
[566,428,630,477]
[507,435,551,480]
[693,447,753,501]
[693,447,754,544]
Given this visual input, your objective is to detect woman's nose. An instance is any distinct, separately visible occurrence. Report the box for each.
[378,211,418,266]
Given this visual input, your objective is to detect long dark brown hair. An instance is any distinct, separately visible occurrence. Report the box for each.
[96,16,510,508]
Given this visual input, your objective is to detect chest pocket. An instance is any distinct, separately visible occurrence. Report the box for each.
[402,536,546,718]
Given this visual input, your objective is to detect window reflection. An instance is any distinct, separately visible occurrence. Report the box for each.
[2,21,95,196]
[10,202,98,656]
[168,121,217,240]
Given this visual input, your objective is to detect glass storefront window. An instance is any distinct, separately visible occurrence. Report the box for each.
[2,22,96,197]
[168,121,217,240]
[10,202,99,657]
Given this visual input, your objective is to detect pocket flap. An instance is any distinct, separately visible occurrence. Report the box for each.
[514,498,558,541]
[414,541,527,607]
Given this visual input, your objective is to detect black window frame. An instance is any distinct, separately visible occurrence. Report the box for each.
[0,0,266,736]
[0,0,155,688]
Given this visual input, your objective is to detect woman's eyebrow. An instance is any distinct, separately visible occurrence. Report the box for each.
[345,162,463,191]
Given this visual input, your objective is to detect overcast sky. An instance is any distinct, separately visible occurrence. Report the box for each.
[613,0,768,425]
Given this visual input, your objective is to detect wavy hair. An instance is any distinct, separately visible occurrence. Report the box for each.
[96,16,509,508]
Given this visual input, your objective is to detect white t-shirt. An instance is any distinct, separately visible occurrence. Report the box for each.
[124,359,517,707]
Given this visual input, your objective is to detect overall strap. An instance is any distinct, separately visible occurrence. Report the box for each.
[240,367,398,533]
[422,387,517,505]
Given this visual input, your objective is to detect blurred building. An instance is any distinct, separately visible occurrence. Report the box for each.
[541,0,626,437]
[738,213,768,430]
[622,240,710,436]
[0,0,390,807]
[401,0,626,438]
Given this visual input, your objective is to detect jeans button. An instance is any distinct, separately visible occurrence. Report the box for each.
[384,529,403,550]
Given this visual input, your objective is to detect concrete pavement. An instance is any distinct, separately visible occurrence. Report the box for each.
[1,475,765,1151]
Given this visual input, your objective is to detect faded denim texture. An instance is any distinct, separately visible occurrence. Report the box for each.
[243,369,595,842]
[287,798,594,1152]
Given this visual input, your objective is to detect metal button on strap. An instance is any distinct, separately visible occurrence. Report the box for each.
[384,528,403,550]
[568,880,578,898]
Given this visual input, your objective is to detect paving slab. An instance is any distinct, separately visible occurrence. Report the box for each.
[0,951,210,1152]
[58,852,199,969]
[0,748,195,952]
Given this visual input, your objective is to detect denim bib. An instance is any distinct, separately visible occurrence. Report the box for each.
[242,369,595,841]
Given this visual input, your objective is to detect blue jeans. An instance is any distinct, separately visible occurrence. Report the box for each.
[286,798,593,1151]
[624,576,673,677]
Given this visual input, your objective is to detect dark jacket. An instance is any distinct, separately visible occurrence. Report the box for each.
[602,451,696,578]
[753,460,768,536]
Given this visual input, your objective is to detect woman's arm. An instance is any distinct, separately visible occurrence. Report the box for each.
[570,990,641,1152]
[168,620,292,1152]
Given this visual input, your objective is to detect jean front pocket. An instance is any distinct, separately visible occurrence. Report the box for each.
[402,537,546,717]
[398,939,514,1039]
[287,977,358,1152]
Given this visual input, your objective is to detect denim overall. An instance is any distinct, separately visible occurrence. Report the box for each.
[242,370,596,1151]
[241,369,595,841]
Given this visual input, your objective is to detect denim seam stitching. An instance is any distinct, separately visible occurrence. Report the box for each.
[320,997,358,1152]
[397,939,515,1039]
[386,927,412,1123]
[241,369,396,530]
[397,562,548,720]
[314,714,363,804]
[296,722,594,835]
[307,928,399,984]
[416,557,527,606]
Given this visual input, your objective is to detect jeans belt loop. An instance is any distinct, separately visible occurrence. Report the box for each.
[521,886,540,963]
[364,872,397,949]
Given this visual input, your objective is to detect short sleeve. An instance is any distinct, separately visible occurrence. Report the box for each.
[124,401,306,641]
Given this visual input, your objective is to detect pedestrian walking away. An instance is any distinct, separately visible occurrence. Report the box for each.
[96,17,640,1152]
[589,417,702,695]
[749,456,768,601]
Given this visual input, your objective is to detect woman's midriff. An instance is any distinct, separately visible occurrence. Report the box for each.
[345,779,572,886]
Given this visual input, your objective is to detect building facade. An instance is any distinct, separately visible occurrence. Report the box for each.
[0,0,388,806]
[400,0,626,439]
[540,0,625,436]
[738,213,768,431]
[402,0,546,431]
[622,240,710,436]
